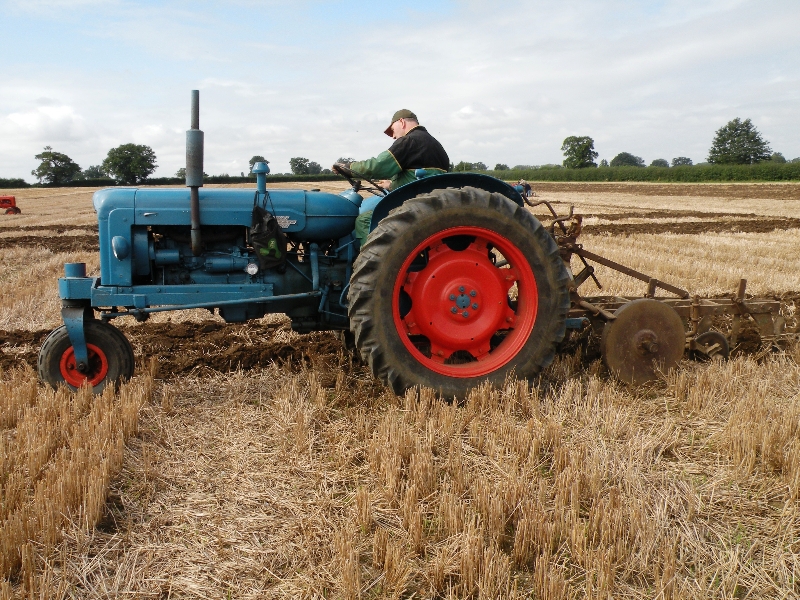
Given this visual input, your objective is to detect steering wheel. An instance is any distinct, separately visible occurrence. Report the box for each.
[332,164,389,196]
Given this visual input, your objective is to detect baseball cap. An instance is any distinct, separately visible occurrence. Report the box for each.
[384,109,417,136]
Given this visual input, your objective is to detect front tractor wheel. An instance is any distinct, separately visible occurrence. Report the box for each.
[38,320,135,393]
[348,186,571,398]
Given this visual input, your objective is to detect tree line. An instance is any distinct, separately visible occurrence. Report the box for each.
[23,116,799,187]
[32,144,158,185]
[556,117,797,171]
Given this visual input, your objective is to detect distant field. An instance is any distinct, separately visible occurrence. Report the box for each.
[1,182,799,599]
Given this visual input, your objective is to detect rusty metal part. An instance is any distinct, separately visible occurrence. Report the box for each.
[690,331,730,361]
[602,299,686,385]
[569,295,781,334]
[576,298,616,322]
[572,247,689,298]
[541,204,794,357]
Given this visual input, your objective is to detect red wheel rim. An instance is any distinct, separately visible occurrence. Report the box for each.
[392,226,539,377]
[59,343,109,388]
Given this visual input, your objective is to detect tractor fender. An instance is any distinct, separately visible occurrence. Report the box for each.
[368,172,524,234]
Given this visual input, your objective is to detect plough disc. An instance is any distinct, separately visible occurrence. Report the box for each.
[691,330,730,361]
[602,298,685,385]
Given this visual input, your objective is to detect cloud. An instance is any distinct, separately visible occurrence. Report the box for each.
[5,105,86,142]
[0,0,799,179]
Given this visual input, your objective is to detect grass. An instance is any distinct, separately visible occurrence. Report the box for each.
[1,182,799,598]
[6,353,798,598]
[0,368,152,598]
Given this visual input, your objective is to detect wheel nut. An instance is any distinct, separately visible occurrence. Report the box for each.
[472,303,479,310]
[462,311,469,318]
[449,294,456,300]
[459,286,465,292]
[470,290,477,297]
[451,307,457,313]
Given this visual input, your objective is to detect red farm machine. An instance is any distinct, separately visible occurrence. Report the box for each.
[0,196,20,215]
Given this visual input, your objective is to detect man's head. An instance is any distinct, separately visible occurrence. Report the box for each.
[384,109,418,138]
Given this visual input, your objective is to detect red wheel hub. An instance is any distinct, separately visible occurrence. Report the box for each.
[59,343,109,388]
[392,226,539,377]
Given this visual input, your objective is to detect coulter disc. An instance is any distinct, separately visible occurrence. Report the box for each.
[602,298,686,385]
[691,330,730,361]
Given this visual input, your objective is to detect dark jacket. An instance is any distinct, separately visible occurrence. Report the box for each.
[350,126,450,190]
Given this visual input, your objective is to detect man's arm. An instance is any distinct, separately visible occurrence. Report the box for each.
[349,150,402,181]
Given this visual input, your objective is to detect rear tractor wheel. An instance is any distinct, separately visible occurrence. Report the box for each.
[348,186,571,398]
[38,320,135,393]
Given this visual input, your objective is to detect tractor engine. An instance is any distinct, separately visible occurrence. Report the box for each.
[92,185,361,328]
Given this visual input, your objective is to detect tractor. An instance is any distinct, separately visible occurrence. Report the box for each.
[38,91,790,397]
[1,196,21,215]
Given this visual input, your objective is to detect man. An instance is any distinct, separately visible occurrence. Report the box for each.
[334,109,449,244]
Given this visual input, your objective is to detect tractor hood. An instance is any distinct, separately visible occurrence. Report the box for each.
[93,186,359,241]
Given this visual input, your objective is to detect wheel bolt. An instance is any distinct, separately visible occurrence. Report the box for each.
[449,294,456,300]
[472,303,479,310]
[451,307,457,313]
[462,311,469,318]
[459,286,465,292]
[470,290,477,297]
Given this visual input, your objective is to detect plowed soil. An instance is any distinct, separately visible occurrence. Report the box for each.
[0,321,350,379]
[4,303,793,379]
[583,217,800,236]
[531,182,800,199]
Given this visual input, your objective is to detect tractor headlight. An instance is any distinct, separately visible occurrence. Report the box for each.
[245,262,259,276]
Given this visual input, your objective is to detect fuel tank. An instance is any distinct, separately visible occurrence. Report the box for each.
[93,187,359,242]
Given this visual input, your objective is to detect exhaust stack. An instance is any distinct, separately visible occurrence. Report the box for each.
[186,90,204,256]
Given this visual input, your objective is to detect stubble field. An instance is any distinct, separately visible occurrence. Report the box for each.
[1,182,800,599]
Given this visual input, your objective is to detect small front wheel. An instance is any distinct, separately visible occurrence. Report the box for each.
[38,320,135,393]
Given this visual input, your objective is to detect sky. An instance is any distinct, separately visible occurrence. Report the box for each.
[1,0,799,180]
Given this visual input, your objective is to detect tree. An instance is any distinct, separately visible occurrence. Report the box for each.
[289,157,309,174]
[671,157,693,167]
[610,152,645,167]
[769,152,787,163]
[102,144,157,184]
[791,157,800,164]
[453,161,473,172]
[289,157,322,175]
[649,158,669,168]
[83,165,107,178]
[31,146,82,184]
[473,162,487,171]
[249,155,268,171]
[494,163,509,171]
[512,164,535,170]
[707,118,771,164]
[561,136,598,169]
[175,167,186,178]
[336,157,355,167]
[599,159,609,167]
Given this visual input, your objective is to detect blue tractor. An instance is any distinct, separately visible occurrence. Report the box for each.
[37,91,572,397]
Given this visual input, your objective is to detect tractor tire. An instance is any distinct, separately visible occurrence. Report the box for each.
[348,186,571,398]
[38,320,135,394]
[13,207,21,214]
[4,208,16,215]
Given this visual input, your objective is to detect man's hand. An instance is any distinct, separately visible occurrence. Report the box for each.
[378,180,392,190]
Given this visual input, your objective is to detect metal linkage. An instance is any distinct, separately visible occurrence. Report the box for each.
[536,201,791,350]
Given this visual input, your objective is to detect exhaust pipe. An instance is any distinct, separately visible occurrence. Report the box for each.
[186,90,204,256]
